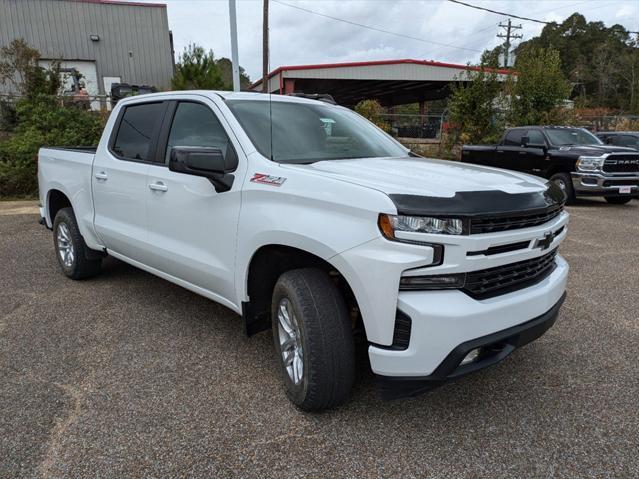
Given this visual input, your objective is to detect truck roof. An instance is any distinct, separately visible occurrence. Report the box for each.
[115,90,336,107]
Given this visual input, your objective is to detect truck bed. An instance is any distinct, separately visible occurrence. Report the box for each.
[38,146,97,239]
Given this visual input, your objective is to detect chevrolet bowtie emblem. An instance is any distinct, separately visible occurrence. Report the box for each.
[535,232,554,250]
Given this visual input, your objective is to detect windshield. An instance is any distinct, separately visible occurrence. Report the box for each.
[545,128,602,146]
[226,99,408,163]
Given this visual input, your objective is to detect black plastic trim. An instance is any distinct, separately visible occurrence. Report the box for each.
[388,184,565,231]
[467,240,531,256]
[377,292,566,399]
[375,310,412,351]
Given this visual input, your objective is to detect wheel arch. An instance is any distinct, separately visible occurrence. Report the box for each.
[47,188,73,225]
[546,162,576,178]
[241,243,362,337]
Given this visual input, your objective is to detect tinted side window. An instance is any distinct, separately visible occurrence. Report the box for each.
[526,129,546,145]
[503,129,525,146]
[614,135,639,147]
[112,103,165,161]
[166,102,231,162]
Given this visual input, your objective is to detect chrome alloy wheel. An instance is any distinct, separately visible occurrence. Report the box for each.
[56,223,75,268]
[554,178,567,191]
[277,298,304,385]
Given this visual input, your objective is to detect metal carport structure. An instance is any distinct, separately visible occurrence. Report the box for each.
[250,59,512,108]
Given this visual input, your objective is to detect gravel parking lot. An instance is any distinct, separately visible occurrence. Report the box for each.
[1,199,638,478]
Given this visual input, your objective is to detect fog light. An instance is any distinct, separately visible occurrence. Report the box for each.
[460,348,481,366]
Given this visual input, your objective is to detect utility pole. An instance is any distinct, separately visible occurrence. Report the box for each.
[262,0,269,93]
[497,19,522,68]
[229,0,241,92]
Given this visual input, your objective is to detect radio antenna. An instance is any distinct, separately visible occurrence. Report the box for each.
[263,0,274,160]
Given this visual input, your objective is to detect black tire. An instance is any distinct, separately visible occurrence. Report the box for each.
[271,268,355,411]
[52,207,102,279]
[605,196,633,205]
[550,172,575,204]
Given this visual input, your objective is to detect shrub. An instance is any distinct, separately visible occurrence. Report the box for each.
[0,154,37,198]
[0,95,105,198]
[354,99,391,132]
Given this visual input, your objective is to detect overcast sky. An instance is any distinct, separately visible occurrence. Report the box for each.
[140,0,639,82]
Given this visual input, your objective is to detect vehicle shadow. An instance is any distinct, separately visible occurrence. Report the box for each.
[95,255,567,425]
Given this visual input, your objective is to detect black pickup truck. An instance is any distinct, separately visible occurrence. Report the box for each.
[461,126,639,204]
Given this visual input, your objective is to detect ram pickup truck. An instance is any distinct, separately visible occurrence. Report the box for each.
[38,91,569,411]
[461,126,639,204]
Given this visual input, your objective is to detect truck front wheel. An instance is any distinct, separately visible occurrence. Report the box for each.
[53,207,102,280]
[550,173,575,204]
[271,268,355,411]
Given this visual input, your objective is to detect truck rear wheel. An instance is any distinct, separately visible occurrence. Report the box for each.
[550,173,575,204]
[53,207,102,279]
[605,196,633,205]
[271,268,355,411]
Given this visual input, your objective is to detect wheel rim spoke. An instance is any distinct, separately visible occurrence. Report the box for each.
[56,222,75,268]
[277,298,304,385]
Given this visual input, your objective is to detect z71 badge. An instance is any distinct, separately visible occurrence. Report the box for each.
[250,173,287,187]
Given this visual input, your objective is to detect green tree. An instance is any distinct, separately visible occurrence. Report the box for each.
[172,44,225,90]
[216,57,251,90]
[516,14,638,110]
[0,38,61,98]
[507,47,572,125]
[446,50,504,146]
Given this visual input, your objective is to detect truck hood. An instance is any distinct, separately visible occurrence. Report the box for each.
[282,156,546,198]
[552,144,638,156]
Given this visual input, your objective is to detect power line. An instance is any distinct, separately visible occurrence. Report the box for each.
[271,0,483,53]
[447,0,556,25]
[416,22,500,58]
[447,0,639,34]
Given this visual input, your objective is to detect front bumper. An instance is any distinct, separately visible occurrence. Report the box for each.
[571,171,639,196]
[378,291,566,398]
[369,253,568,378]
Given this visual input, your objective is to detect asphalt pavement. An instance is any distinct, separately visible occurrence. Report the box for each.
[1,198,638,478]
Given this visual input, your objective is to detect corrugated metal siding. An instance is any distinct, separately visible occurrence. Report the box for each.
[282,64,468,82]
[0,0,173,94]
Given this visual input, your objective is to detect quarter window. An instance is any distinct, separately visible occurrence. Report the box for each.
[166,102,232,162]
[112,102,165,161]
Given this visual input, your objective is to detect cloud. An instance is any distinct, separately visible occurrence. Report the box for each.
[146,0,639,82]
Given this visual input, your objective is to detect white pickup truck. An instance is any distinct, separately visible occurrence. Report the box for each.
[38,91,569,410]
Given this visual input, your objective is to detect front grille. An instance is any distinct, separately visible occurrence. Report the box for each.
[603,155,639,174]
[463,249,558,299]
[470,204,563,234]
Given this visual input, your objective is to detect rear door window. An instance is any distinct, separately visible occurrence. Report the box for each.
[503,129,525,146]
[112,102,165,161]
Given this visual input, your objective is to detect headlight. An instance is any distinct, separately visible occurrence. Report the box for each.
[378,214,463,238]
[576,156,605,171]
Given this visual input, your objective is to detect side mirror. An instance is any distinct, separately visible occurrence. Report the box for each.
[169,146,237,192]
[522,137,547,150]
